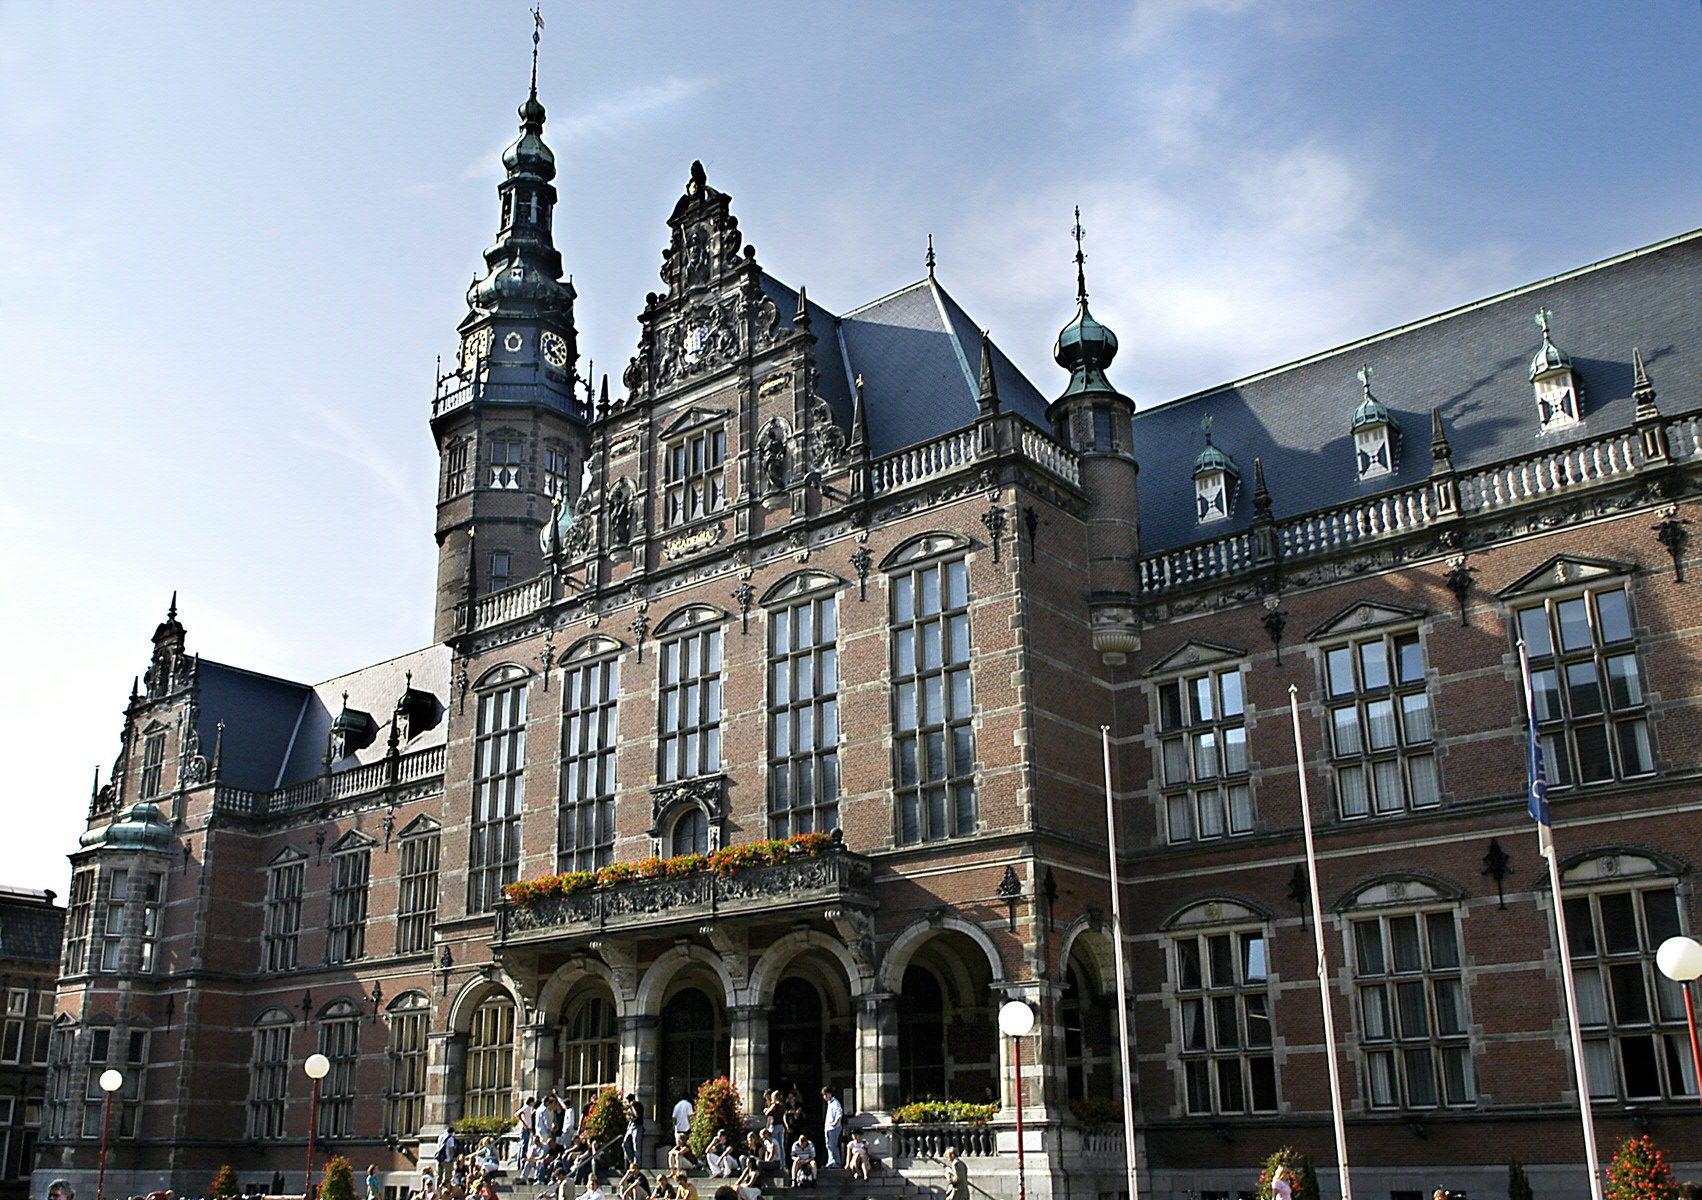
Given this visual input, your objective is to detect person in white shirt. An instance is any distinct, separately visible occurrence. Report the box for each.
[583,1176,606,1200]
[820,1089,843,1169]
[671,1092,695,1141]
[790,1135,817,1187]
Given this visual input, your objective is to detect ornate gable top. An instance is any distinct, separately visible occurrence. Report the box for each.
[661,161,749,299]
[1307,599,1427,641]
[1497,554,1634,599]
[1143,640,1247,677]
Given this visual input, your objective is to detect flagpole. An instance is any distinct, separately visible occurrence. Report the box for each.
[1286,687,1352,1200]
[1518,642,1605,1200]
[1101,726,1140,1200]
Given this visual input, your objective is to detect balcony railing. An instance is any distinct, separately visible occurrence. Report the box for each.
[495,846,874,943]
[1140,418,1688,599]
[210,744,445,818]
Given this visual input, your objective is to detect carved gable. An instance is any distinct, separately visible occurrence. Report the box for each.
[1143,640,1247,677]
[1497,554,1635,599]
[1307,600,1427,642]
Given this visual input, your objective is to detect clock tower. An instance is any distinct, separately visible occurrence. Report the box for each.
[431,75,589,642]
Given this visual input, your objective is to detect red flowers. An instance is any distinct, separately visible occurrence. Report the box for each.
[503,832,837,908]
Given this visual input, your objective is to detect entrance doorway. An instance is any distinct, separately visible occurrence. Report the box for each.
[660,986,725,1109]
[770,977,825,1101]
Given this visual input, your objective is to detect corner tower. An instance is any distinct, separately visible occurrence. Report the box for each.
[431,68,589,641]
[1049,210,1141,662]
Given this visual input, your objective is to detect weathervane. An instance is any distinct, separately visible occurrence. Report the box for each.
[925,234,936,278]
[530,6,545,95]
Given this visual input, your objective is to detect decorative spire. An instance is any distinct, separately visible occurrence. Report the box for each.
[850,373,868,452]
[599,373,610,414]
[1633,347,1661,421]
[977,329,1001,416]
[465,526,478,599]
[1430,406,1452,464]
[795,285,811,333]
[1252,456,1272,522]
[1072,206,1088,303]
[166,591,178,624]
[926,234,936,278]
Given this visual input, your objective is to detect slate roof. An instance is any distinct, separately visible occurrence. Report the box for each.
[194,644,451,792]
[759,273,1051,457]
[0,891,65,963]
[1131,229,1702,555]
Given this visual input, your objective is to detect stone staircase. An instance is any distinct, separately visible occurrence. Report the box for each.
[490,1161,939,1200]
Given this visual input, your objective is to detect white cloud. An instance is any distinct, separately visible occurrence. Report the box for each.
[292,400,417,508]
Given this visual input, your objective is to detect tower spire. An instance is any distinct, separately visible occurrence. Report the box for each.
[926,234,936,278]
[530,6,544,98]
[1071,206,1088,303]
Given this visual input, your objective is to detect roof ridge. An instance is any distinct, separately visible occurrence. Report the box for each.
[841,277,932,318]
[1147,226,1702,413]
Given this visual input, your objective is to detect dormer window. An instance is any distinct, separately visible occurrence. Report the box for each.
[664,426,727,527]
[1530,308,1583,432]
[1192,418,1240,525]
[1351,365,1400,482]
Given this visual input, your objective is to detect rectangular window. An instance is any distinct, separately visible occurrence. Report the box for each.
[658,626,723,784]
[138,733,166,800]
[1328,631,1438,818]
[769,593,841,838]
[263,860,304,972]
[1174,928,1278,1114]
[543,446,571,500]
[318,1016,360,1138]
[1567,883,1694,1101]
[1,990,24,1065]
[396,832,441,956]
[139,873,162,974]
[663,427,727,526]
[326,848,370,964]
[560,658,619,872]
[892,558,975,844]
[247,1020,292,1139]
[489,438,525,490]
[99,870,128,973]
[469,684,527,913]
[386,1005,429,1139]
[1518,588,1651,789]
[445,440,470,498]
[1157,664,1253,843]
[1354,909,1475,1109]
[65,869,94,975]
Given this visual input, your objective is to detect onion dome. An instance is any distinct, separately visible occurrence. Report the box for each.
[79,803,174,852]
[502,91,557,182]
[1193,433,1240,482]
[1351,368,1393,430]
[330,692,378,757]
[1052,207,1121,402]
[1529,308,1572,381]
[538,495,574,553]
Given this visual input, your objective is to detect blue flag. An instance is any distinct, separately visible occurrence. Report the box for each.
[1527,722,1550,826]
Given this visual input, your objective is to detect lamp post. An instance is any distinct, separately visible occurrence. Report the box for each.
[1657,936,1702,1102]
[96,1068,123,1200]
[998,1000,1036,1200]
[303,1053,331,1199]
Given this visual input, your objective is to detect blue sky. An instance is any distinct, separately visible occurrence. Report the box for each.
[1,1,1698,891]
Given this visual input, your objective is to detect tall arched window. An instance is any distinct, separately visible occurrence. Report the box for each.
[896,966,945,1100]
[386,992,431,1139]
[470,671,528,912]
[887,542,975,844]
[317,1000,361,1137]
[559,994,618,1121]
[463,994,516,1121]
[246,1010,294,1139]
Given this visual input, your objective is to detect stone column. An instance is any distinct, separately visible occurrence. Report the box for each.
[620,1014,659,1124]
[728,1004,764,1111]
[520,1018,555,1097]
[855,992,898,1118]
[426,1030,468,1133]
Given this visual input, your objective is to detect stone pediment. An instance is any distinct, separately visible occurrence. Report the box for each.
[658,404,734,440]
[1306,599,1427,641]
[1163,897,1269,929]
[1336,874,1462,911]
[1497,554,1635,599]
[1142,640,1247,677]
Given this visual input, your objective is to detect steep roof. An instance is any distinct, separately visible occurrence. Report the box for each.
[0,892,65,963]
[1131,229,1702,555]
[195,644,451,792]
[759,273,1050,457]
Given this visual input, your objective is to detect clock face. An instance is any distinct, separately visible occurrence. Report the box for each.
[461,329,492,373]
[541,331,569,370]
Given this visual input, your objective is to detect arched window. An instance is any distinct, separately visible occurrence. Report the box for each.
[317,1000,361,1137]
[766,580,841,839]
[1168,900,1276,1115]
[247,1010,294,1139]
[657,611,724,785]
[470,670,528,913]
[559,994,618,1121]
[560,644,620,872]
[671,809,708,858]
[1061,950,1114,1105]
[463,994,516,1121]
[386,992,431,1139]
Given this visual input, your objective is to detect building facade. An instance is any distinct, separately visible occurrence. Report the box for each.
[0,888,61,1200]
[35,77,1702,1200]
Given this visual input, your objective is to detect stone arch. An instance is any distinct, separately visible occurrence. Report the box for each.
[538,957,631,1019]
[654,604,727,636]
[473,662,532,689]
[635,944,737,1014]
[1335,872,1465,912]
[749,929,869,1008]
[1056,917,1117,995]
[1161,895,1271,931]
[877,916,1005,995]
[446,975,517,1035]
[879,531,973,572]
